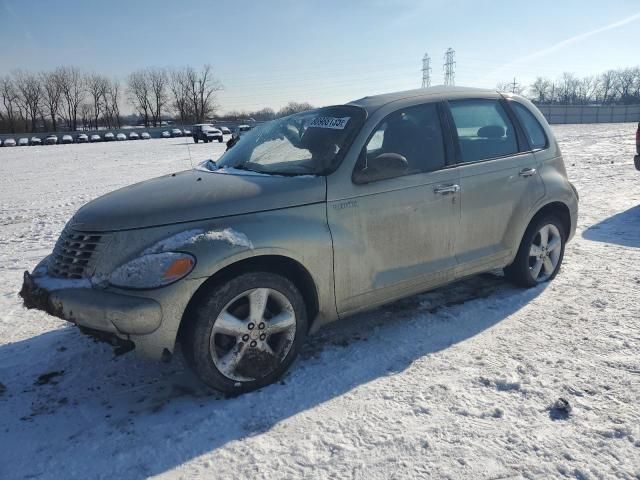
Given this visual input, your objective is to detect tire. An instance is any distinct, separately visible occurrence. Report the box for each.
[218,137,223,143]
[182,272,308,394]
[194,138,199,143]
[504,214,566,288]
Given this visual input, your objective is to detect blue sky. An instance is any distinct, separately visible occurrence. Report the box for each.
[1,0,639,113]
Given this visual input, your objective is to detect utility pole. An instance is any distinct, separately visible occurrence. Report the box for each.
[443,48,456,86]
[510,77,520,93]
[421,53,432,88]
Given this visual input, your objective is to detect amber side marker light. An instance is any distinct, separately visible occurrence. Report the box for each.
[163,257,196,282]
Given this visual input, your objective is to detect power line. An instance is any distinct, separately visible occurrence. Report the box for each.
[443,48,456,86]
[421,53,432,88]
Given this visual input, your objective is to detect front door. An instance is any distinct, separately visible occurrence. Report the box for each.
[327,101,460,316]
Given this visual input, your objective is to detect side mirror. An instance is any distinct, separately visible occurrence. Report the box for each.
[353,152,408,183]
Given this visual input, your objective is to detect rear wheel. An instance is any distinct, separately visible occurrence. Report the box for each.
[182,272,307,394]
[504,215,566,287]
[194,138,199,143]
[218,137,223,143]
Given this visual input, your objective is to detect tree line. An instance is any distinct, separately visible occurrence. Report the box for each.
[500,66,640,105]
[215,102,315,122]
[0,64,222,134]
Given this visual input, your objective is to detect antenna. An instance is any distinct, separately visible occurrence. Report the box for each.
[443,48,456,86]
[422,53,432,88]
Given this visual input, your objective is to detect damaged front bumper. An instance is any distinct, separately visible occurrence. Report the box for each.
[20,271,163,337]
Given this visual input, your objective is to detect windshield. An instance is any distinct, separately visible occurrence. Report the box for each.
[216,105,366,175]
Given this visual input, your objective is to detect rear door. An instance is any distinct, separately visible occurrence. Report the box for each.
[447,98,545,276]
[328,101,460,315]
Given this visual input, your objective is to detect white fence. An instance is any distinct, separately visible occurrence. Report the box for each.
[537,104,640,124]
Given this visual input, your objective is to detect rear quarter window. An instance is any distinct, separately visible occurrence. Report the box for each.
[511,102,548,150]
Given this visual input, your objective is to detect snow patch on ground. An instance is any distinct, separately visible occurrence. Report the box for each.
[1,129,639,479]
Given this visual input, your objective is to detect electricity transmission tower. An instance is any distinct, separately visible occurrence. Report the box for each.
[510,77,520,93]
[421,53,432,88]
[443,48,456,86]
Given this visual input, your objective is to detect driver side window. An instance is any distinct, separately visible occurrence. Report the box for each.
[355,102,446,183]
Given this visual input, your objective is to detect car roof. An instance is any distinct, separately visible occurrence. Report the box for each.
[348,85,499,114]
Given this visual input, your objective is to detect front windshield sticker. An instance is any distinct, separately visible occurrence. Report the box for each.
[307,116,351,130]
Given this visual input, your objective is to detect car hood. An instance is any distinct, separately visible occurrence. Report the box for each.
[70,169,326,232]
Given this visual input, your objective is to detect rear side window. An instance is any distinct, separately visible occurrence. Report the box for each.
[360,102,446,176]
[511,102,548,150]
[449,99,518,162]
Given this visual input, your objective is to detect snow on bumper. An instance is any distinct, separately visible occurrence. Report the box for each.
[20,271,162,336]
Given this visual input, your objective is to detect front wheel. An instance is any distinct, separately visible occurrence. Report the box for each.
[182,272,308,394]
[218,137,223,143]
[504,215,566,287]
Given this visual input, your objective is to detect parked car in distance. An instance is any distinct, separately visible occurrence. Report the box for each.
[44,135,58,145]
[116,133,127,141]
[161,130,171,138]
[20,86,579,394]
[61,135,73,144]
[90,134,102,142]
[2,138,16,147]
[183,129,191,136]
[18,137,29,146]
[30,136,42,146]
[141,132,151,140]
[219,126,231,135]
[634,122,640,171]
[192,124,223,143]
[171,128,183,137]
[129,132,140,140]
[76,134,89,143]
[104,132,115,142]
[231,124,252,140]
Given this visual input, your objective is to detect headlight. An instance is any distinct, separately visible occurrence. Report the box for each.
[109,252,195,289]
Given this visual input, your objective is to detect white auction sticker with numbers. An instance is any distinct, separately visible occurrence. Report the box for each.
[307,116,351,129]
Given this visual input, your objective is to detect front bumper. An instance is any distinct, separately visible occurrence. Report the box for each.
[635,155,640,171]
[20,271,162,336]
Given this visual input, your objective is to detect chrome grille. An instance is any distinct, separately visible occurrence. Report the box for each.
[48,228,104,279]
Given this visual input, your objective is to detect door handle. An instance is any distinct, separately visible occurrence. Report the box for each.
[519,168,537,177]
[434,184,460,194]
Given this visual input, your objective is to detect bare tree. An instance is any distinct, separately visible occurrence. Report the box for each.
[557,73,579,104]
[169,68,190,124]
[148,68,168,127]
[40,69,63,131]
[277,102,314,117]
[0,76,21,133]
[530,77,552,103]
[180,64,223,123]
[86,73,108,130]
[79,103,92,131]
[576,76,599,104]
[596,70,617,104]
[127,70,152,126]
[13,70,43,133]
[59,66,85,131]
[102,78,121,129]
[616,68,637,104]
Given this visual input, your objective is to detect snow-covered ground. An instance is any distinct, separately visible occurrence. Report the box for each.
[1,127,639,479]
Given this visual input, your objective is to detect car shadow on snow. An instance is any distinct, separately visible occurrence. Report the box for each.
[1,273,546,478]
[582,205,640,248]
